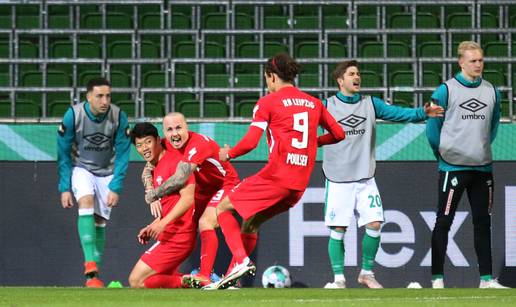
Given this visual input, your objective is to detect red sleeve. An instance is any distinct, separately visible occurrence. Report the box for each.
[228,125,264,159]
[252,97,270,122]
[318,107,345,146]
[183,136,212,165]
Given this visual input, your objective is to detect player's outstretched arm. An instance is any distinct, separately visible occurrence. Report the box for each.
[147,183,195,240]
[145,161,196,204]
[221,125,263,161]
[317,108,345,146]
[423,102,444,118]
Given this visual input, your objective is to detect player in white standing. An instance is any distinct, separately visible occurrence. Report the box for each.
[323,60,443,289]
[57,77,130,287]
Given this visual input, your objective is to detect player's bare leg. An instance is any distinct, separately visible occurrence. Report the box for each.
[357,221,383,289]
[129,260,156,288]
[77,195,104,288]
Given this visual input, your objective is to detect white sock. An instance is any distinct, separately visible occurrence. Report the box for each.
[360,269,373,275]
[334,274,345,282]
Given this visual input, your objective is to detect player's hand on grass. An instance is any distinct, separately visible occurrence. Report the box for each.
[61,191,74,209]
[149,200,162,218]
[107,191,119,208]
[219,144,231,162]
[145,189,158,204]
[148,220,166,240]
[424,102,445,117]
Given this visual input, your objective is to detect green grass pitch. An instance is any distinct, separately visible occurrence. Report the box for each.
[1,288,516,307]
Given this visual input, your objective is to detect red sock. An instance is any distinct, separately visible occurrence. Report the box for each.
[226,233,258,276]
[199,229,218,278]
[218,211,247,263]
[144,274,183,288]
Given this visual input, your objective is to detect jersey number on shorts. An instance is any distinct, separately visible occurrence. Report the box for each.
[292,112,308,149]
[368,194,382,208]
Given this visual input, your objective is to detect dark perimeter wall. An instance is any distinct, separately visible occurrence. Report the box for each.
[1,161,515,288]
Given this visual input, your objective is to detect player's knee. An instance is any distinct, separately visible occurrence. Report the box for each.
[216,196,232,213]
[199,214,217,231]
[128,273,144,288]
[241,219,259,234]
[366,221,381,231]
[94,215,107,225]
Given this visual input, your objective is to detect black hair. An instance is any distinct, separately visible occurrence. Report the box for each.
[130,122,159,145]
[265,53,301,83]
[86,77,111,93]
[332,60,359,83]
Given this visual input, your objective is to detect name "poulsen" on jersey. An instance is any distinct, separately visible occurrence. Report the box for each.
[283,98,315,109]
[286,152,308,166]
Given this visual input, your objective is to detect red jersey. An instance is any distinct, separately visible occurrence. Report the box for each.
[165,131,240,194]
[154,149,196,240]
[250,86,342,191]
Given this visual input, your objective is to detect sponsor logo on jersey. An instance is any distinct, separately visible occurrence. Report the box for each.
[459,98,487,120]
[156,176,163,185]
[84,133,111,152]
[339,114,366,135]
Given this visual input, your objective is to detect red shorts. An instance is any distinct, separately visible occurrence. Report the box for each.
[228,175,304,220]
[140,231,196,274]
[194,186,234,221]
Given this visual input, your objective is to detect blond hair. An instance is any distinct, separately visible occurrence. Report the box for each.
[457,41,483,58]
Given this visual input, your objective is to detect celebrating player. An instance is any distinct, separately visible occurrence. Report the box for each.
[142,112,250,288]
[210,53,346,289]
[128,122,196,288]
[322,60,443,289]
[57,77,131,288]
[426,41,507,289]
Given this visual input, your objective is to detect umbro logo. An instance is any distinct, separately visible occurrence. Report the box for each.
[339,114,366,128]
[84,133,111,145]
[459,99,487,113]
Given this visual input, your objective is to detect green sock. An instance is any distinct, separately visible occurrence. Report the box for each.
[94,225,106,269]
[480,274,492,281]
[77,214,96,262]
[361,230,380,271]
[328,236,345,275]
[432,274,444,280]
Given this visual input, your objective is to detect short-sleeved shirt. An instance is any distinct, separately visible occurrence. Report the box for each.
[153,149,196,241]
[166,131,240,195]
[251,86,334,191]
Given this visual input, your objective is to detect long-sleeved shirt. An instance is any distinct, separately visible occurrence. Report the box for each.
[426,72,501,172]
[57,101,130,193]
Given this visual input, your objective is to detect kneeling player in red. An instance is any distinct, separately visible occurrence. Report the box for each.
[128,122,197,288]
[142,113,258,288]
[213,53,345,289]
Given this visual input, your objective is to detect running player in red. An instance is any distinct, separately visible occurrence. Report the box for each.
[212,53,346,289]
[128,122,196,288]
[142,112,250,288]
